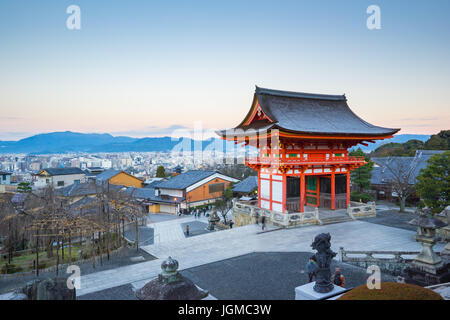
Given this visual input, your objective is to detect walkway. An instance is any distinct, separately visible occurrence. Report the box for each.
[147,215,209,244]
[72,220,445,297]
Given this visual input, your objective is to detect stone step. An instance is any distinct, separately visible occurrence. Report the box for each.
[320,215,353,225]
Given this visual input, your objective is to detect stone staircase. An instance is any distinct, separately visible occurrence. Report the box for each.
[320,214,354,225]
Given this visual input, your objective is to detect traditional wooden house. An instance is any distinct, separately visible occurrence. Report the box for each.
[95,169,144,188]
[129,170,239,215]
[217,86,399,213]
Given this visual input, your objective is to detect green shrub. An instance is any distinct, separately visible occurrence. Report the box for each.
[1,263,24,274]
[350,192,372,203]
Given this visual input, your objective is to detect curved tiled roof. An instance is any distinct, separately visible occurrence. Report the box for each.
[218,86,400,138]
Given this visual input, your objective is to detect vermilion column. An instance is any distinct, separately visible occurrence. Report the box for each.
[331,172,335,210]
[300,173,305,213]
[346,171,350,208]
[258,170,261,208]
[282,174,287,213]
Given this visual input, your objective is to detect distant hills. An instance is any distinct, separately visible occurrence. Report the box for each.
[0,131,444,154]
[0,131,238,154]
[350,134,431,153]
[369,130,449,157]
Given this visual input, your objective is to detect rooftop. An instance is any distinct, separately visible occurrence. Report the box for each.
[36,167,85,176]
[156,170,218,190]
[218,86,400,138]
[232,175,258,193]
[371,150,447,185]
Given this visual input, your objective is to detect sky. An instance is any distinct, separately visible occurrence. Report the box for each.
[0,0,449,140]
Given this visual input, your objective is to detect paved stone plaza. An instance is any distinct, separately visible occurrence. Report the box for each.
[72,218,445,298]
[1,210,446,300]
[78,252,397,300]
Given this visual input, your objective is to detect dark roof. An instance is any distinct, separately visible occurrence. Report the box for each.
[127,187,184,204]
[95,169,121,182]
[87,167,104,171]
[11,193,28,203]
[69,196,99,216]
[371,150,447,185]
[38,167,85,176]
[232,176,258,193]
[0,171,12,175]
[144,180,163,188]
[57,182,124,197]
[218,86,400,138]
[156,170,217,190]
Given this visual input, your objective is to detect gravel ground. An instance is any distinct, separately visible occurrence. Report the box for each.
[0,247,156,294]
[361,209,418,231]
[180,221,211,238]
[78,284,137,300]
[78,251,396,300]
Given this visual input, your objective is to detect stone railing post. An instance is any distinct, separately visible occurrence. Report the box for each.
[314,207,322,225]
[339,247,345,262]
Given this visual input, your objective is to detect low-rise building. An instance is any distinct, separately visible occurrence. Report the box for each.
[370,150,447,201]
[33,167,86,189]
[129,170,239,214]
[95,169,144,188]
[0,171,12,185]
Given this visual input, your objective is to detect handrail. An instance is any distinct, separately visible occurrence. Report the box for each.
[246,155,365,166]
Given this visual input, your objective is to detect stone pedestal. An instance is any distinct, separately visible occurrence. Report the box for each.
[295,282,346,300]
[442,242,450,256]
[403,208,450,286]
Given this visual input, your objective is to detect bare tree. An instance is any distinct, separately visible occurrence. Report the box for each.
[383,157,418,212]
[213,186,234,225]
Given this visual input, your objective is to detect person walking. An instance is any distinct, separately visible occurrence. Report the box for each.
[229,220,234,229]
[306,256,318,283]
[261,215,266,231]
[185,225,190,237]
[333,267,345,287]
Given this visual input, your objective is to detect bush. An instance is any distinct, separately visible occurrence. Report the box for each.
[1,263,24,274]
[350,192,372,203]
[338,282,443,300]
[37,262,47,270]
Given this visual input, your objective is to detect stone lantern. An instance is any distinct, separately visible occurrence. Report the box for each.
[403,207,450,286]
[207,209,220,231]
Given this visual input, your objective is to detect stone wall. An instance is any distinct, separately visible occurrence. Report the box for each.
[339,247,420,276]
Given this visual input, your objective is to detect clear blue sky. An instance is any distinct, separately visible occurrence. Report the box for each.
[0,0,449,140]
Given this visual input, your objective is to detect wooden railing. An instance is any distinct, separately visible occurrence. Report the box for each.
[246,155,365,166]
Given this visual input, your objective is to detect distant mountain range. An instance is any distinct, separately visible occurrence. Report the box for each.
[0,131,239,154]
[0,131,431,154]
[350,134,430,153]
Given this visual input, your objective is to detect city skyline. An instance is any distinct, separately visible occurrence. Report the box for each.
[1,0,450,140]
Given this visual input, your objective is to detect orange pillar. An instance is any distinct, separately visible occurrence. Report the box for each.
[258,170,261,208]
[300,173,305,213]
[282,174,287,213]
[331,172,335,210]
[346,170,350,208]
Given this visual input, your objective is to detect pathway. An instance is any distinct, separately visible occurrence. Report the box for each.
[73,220,445,297]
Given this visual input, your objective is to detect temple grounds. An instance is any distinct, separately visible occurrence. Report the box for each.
[69,218,445,298]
